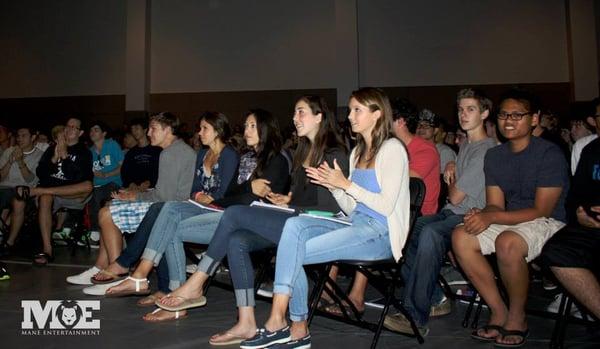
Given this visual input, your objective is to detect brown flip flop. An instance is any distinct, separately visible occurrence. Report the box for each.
[91,269,128,284]
[142,308,186,322]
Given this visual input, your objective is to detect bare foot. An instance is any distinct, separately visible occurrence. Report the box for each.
[93,262,129,282]
[106,278,149,295]
[142,308,187,322]
[475,310,507,339]
[210,323,256,344]
[157,280,203,308]
[137,291,166,307]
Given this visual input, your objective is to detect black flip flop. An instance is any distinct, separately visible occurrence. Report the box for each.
[494,329,529,348]
[471,324,504,342]
[32,252,54,266]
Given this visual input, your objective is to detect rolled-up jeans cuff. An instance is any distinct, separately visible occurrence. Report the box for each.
[141,248,162,266]
[289,312,308,322]
[235,288,255,307]
[273,284,292,296]
[168,280,182,291]
[197,254,220,276]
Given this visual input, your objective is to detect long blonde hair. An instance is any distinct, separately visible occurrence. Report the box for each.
[350,87,394,166]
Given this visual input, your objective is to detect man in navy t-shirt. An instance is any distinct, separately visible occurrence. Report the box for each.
[452,90,569,347]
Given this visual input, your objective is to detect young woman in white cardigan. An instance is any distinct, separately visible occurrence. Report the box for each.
[240,87,410,349]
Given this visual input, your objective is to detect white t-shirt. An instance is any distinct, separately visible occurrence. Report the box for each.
[571,134,598,175]
[0,146,44,187]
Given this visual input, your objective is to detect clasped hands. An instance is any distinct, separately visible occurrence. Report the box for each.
[462,208,493,235]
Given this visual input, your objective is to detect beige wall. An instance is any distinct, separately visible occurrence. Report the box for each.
[0,0,126,98]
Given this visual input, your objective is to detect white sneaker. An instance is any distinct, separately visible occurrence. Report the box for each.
[89,231,100,242]
[186,264,198,274]
[546,293,587,319]
[257,282,274,298]
[82,280,122,296]
[66,266,101,285]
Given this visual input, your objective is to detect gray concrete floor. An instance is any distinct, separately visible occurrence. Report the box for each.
[0,246,598,349]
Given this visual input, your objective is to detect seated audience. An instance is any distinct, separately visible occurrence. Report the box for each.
[26,118,93,265]
[452,89,569,347]
[532,109,570,161]
[384,88,496,336]
[0,124,14,158]
[153,95,347,345]
[570,100,598,175]
[541,96,600,320]
[88,121,124,237]
[81,112,196,286]
[120,118,162,191]
[392,98,440,215]
[417,109,456,175]
[0,126,44,252]
[237,87,409,348]
[105,110,289,323]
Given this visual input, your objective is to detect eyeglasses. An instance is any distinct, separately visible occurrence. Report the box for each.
[497,111,531,121]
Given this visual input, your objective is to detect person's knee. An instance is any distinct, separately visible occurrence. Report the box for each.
[98,206,113,226]
[283,217,304,234]
[38,194,54,208]
[495,231,527,262]
[451,226,469,256]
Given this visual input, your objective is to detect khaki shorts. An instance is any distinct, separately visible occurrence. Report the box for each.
[52,194,92,212]
[476,217,565,262]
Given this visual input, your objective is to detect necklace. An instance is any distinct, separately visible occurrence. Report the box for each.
[22,148,36,155]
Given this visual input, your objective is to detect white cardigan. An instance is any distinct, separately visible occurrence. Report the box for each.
[331,138,410,261]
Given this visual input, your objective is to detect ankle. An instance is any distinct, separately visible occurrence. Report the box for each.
[290,321,309,339]
[265,317,287,332]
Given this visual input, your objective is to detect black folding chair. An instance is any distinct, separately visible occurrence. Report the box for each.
[306,177,427,348]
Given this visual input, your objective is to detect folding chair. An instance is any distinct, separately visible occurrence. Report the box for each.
[306,177,427,348]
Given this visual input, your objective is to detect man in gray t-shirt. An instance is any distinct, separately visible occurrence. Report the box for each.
[385,89,495,335]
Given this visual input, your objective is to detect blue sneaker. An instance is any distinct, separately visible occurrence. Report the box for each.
[269,334,311,348]
[240,326,291,349]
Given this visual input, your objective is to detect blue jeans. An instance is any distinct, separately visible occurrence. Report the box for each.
[400,209,464,326]
[197,205,295,308]
[141,201,223,290]
[273,211,392,322]
[114,202,171,293]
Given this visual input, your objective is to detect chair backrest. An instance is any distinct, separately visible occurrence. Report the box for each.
[408,176,426,233]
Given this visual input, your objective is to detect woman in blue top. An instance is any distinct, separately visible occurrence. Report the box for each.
[155,95,349,345]
[105,110,289,322]
[240,87,411,349]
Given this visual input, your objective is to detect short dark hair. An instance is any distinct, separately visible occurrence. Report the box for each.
[457,88,493,112]
[149,112,180,135]
[66,117,85,132]
[129,117,148,130]
[90,120,112,138]
[16,125,37,136]
[498,88,541,114]
[391,97,419,134]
